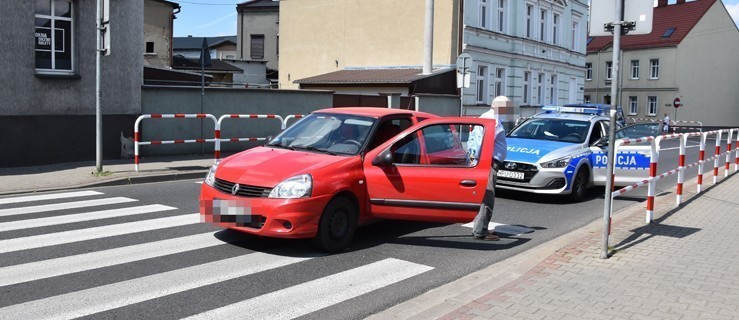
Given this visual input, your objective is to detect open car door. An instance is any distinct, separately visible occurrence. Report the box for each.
[363,117,497,223]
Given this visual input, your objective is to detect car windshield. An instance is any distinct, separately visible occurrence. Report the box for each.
[267,113,376,155]
[509,118,590,143]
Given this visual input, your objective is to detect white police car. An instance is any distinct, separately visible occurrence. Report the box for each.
[498,104,655,202]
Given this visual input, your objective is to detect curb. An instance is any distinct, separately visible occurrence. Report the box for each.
[0,170,207,197]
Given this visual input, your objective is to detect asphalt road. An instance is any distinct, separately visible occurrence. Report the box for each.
[0,136,729,320]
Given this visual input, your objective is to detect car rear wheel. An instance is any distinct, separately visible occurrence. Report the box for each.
[568,168,588,203]
[313,196,357,253]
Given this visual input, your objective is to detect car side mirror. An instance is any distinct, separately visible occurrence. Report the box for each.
[372,149,394,166]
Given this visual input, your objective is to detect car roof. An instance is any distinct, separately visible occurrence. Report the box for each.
[313,107,439,119]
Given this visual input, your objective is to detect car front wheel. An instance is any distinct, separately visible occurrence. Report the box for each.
[568,168,589,203]
[313,196,357,253]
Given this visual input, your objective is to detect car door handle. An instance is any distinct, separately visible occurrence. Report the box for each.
[460,180,477,187]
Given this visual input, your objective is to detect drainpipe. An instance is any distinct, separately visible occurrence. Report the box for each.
[170,6,180,67]
[423,0,434,74]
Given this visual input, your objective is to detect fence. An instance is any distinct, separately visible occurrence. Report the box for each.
[610,128,737,224]
[134,113,304,171]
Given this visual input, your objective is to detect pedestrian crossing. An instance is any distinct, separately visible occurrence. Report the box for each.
[0,189,434,319]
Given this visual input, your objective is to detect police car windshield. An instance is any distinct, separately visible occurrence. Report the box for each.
[509,118,590,144]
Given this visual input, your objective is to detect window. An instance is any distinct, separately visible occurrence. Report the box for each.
[629,96,638,115]
[585,63,592,80]
[540,9,548,42]
[480,0,488,29]
[631,60,639,79]
[494,67,505,97]
[390,123,475,166]
[606,61,613,80]
[647,96,658,115]
[276,33,279,56]
[650,59,659,79]
[537,73,545,104]
[476,65,488,104]
[497,0,506,32]
[662,27,676,38]
[552,13,560,45]
[523,72,531,104]
[146,42,155,54]
[584,95,592,103]
[35,0,73,73]
[526,4,534,38]
[250,34,265,59]
[571,21,580,51]
[549,75,557,104]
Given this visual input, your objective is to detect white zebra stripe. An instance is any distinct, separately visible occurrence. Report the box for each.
[0,214,199,254]
[0,197,137,218]
[0,191,103,205]
[0,231,224,287]
[0,204,176,232]
[0,252,314,320]
[183,258,433,320]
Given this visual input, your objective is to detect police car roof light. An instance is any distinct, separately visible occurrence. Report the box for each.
[542,104,607,116]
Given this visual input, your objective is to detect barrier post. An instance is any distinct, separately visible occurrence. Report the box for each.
[676,134,687,205]
[282,114,304,130]
[697,133,707,193]
[713,130,723,184]
[214,121,221,162]
[735,129,739,172]
[646,138,659,223]
[725,129,733,177]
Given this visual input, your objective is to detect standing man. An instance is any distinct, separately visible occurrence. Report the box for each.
[662,113,670,133]
[467,101,507,241]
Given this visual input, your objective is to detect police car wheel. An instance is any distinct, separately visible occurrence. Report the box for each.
[568,169,588,203]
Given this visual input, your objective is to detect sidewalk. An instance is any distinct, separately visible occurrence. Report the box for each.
[370,172,739,320]
[0,155,214,196]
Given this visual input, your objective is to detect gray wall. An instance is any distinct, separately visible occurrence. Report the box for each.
[139,86,333,156]
[0,1,143,116]
[415,94,461,117]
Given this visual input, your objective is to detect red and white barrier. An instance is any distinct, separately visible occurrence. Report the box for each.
[134,114,219,172]
[216,114,286,161]
[283,114,305,129]
[612,128,739,223]
[671,120,703,133]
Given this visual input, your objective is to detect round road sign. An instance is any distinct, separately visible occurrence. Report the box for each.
[673,97,682,108]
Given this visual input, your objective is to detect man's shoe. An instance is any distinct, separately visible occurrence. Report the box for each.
[473,233,500,241]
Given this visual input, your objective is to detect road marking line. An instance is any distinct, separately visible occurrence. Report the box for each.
[0,231,224,287]
[195,181,203,184]
[0,204,176,232]
[183,258,433,320]
[0,191,103,205]
[0,197,137,218]
[461,222,535,236]
[0,252,314,320]
[0,214,199,254]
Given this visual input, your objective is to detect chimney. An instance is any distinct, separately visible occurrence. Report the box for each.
[657,0,667,7]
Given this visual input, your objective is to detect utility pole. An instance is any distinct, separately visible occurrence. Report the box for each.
[422,0,434,75]
[95,0,103,173]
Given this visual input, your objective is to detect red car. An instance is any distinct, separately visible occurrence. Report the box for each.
[200,107,498,252]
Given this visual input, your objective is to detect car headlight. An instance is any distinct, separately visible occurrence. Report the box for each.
[269,174,312,198]
[540,156,572,168]
[204,165,218,186]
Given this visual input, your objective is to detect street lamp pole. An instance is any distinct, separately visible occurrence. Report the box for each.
[95,0,103,173]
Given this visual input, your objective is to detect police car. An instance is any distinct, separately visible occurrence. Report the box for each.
[498,104,654,202]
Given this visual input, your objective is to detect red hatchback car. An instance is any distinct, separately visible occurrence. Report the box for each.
[200,107,498,252]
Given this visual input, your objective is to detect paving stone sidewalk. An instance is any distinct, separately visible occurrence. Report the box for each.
[372,173,739,320]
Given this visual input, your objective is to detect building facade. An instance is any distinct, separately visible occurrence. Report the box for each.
[0,0,144,167]
[237,0,280,72]
[278,0,588,119]
[144,0,180,68]
[585,0,739,127]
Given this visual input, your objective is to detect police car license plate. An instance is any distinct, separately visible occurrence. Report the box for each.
[497,170,524,180]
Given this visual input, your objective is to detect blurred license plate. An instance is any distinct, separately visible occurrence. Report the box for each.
[497,170,524,180]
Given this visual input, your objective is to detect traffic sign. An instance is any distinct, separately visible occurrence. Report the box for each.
[456,53,472,89]
[673,97,682,108]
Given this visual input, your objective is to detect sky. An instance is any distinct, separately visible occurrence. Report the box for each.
[172,0,739,38]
